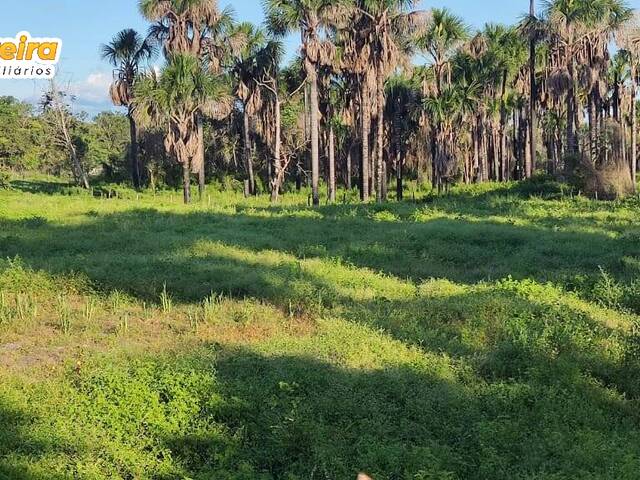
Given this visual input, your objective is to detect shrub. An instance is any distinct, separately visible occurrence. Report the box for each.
[0,170,11,189]
[623,279,640,315]
[565,122,634,200]
[586,161,634,200]
[592,267,624,309]
[513,174,569,198]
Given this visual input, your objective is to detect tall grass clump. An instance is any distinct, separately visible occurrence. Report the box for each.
[160,283,173,314]
[56,295,73,335]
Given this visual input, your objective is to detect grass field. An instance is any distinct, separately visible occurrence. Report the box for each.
[1,177,640,479]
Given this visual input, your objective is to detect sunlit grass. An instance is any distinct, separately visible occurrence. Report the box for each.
[1,178,640,479]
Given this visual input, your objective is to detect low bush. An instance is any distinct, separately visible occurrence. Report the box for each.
[0,170,11,189]
[565,128,635,200]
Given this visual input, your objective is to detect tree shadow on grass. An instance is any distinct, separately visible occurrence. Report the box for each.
[6,341,638,479]
[0,207,637,302]
[164,344,640,480]
[8,180,77,196]
[1,199,640,477]
[3,208,639,407]
[0,399,67,480]
[1,204,639,394]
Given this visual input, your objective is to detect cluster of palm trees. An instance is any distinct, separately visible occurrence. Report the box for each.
[101,0,640,204]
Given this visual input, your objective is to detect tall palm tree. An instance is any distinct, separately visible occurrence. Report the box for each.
[543,0,585,159]
[484,24,527,181]
[348,0,427,202]
[418,8,468,95]
[265,0,342,206]
[141,0,233,198]
[230,23,282,196]
[385,75,421,200]
[340,4,374,201]
[134,54,230,204]
[526,0,540,178]
[619,10,640,192]
[417,8,468,188]
[544,0,631,167]
[424,81,478,191]
[140,0,226,56]
[100,29,155,188]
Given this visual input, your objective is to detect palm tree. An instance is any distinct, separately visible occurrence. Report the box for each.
[100,29,155,189]
[543,0,584,159]
[521,0,544,178]
[141,0,233,198]
[484,24,527,181]
[134,54,230,204]
[230,23,282,196]
[618,11,640,192]
[140,0,227,56]
[424,79,479,192]
[318,69,341,203]
[417,8,468,188]
[418,8,468,95]
[385,75,421,200]
[543,0,631,169]
[529,0,537,178]
[265,0,342,206]
[348,0,427,202]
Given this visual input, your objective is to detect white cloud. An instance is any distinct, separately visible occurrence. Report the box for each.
[12,71,118,118]
[67,71,118,117]
[71,72,112,103]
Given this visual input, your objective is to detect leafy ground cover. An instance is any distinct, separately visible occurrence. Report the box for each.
[1,177,639,479]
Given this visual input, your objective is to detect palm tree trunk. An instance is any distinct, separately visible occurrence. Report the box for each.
[183,160,191,204]
[197,114,205,200]
[622,116,628,168]
[308,66,320,206]
[528,0,536,179]
[243,106,255,195]
[376,66,385,203]
[431,133,438,190]
[271,94,282,203]
[361,85,370,202]
[546,136,554,175]
[472,120,479,182]
[492,130,500,181]
[524,117,531,180]
[328,123,336,203]
[478,116,486,181]
[555,131,563,173]
[127,106,141,189]
[566,57,578,160]
[396,150,403,201]
[632,64,637,192]
[613,77,621,122]
[394,108,404,199]
[588,92,596,163]
[382,159,388,200]
[346,144,352,190]
[500,70,508,182]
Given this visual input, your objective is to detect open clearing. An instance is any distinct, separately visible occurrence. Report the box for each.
[1,179,640,479]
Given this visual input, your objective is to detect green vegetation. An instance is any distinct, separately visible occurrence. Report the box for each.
[2,0,639,477]
[1,178,640,479]
[0,96,131,182]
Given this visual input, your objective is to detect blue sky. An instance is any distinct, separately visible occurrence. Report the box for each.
[2,0,638,116]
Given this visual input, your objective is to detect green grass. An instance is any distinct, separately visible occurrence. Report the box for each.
[1,177,640,479]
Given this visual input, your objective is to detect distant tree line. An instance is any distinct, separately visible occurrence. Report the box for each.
[0,95,129,181]
[2,0,640,202]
